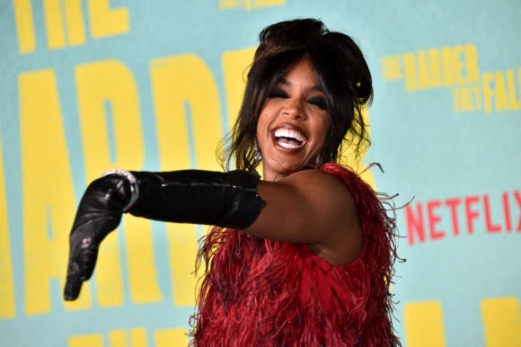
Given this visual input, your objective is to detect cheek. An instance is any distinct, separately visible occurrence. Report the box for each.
[316,117,331,145]
[255,114,271,151]
[256,104,276,136]
[256,113,267,136]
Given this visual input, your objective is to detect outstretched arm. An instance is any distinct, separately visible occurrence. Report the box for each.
[64,167,362,301]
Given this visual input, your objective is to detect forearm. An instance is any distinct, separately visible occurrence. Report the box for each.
[127,169,266,229]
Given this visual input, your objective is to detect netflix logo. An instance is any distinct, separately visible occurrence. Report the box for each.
[405,191,521,245]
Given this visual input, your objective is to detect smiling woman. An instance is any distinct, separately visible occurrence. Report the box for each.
[63,18,401,346]
[256,57,331,181]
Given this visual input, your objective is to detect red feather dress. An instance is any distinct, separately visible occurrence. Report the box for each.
[190,163,401,346]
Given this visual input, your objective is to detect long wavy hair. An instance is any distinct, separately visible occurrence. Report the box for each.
[219,18,373,172]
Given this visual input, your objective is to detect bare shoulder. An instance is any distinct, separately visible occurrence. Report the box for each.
[250,167,363,265]
[283,168,363,265]
[282,168,353,205]
[282,167,346,187]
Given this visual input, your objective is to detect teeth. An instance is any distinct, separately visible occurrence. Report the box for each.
[278,142,301,149]
[274,128,306,142]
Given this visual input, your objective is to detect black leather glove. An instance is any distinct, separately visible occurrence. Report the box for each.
[63,174,129,301]
[64,169,266,301]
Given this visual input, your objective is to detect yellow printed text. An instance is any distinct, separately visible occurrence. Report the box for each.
[404,298,521,346]
[219,0,285,10]
[69,327,188,347]
[0,134,15,319]
[404,301,447,347]
[14,0,130,54]
[76,59,162,306]
[453,67,521,113]
[381,44,479,91]
[150,54,223,306]
[481,297,521,347]
[88,0,130,39]
[382,43,521,114]
[19,69,91,314]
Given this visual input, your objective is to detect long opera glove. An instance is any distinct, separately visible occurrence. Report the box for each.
[63,170,266,301]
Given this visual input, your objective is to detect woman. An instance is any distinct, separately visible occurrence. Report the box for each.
[64,19,401,346]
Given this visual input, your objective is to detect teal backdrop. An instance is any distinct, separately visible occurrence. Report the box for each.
[0,0,520,346]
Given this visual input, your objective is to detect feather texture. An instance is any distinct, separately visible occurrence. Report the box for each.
[190,164,401,346]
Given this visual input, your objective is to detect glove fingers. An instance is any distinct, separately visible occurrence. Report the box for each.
[63,175,127,301]
[64,262,84,301]
[63,237,100,301]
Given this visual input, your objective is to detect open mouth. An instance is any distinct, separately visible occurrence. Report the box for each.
[273,127,307,149]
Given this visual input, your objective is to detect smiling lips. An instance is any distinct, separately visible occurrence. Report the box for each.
[272,125,308,151]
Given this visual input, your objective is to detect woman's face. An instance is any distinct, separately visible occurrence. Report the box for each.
[256,57,330,181]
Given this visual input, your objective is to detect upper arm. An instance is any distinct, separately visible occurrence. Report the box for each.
[244,169,363,265]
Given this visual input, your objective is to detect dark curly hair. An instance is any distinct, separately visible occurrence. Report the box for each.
[220,18,373,171]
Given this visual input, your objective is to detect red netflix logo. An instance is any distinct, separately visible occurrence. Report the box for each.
[405,191,521,245]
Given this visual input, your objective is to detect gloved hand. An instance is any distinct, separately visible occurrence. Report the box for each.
[63,169,266,301]
[63,174,131,301]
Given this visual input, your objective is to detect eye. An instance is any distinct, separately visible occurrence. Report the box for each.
[269,88,288,99]
[307,96,327,110]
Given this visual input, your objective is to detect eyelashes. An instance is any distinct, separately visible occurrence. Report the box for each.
[269,88,288,98]
[268,88,328,110]
[307,97,327,110]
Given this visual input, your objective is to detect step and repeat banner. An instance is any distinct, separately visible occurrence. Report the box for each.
[0,0,520,346]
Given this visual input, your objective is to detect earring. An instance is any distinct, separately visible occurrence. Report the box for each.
[314,154,322,167]
[315,152,335,166]
[254,140,262,161]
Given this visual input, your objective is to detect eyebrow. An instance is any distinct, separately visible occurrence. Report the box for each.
[277,78,324,93]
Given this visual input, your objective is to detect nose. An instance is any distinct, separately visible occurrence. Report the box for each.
[282,98,305,120]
